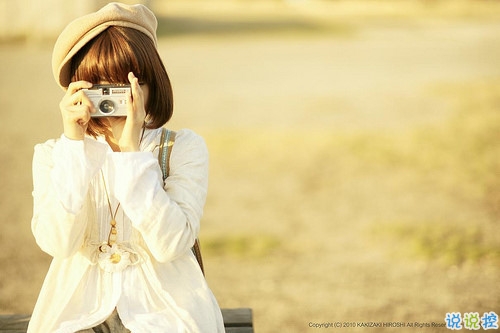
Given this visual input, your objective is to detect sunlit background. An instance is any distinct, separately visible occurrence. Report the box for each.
[1,1,499,332]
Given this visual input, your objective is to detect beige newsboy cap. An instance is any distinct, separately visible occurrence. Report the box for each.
[52,2,158,89]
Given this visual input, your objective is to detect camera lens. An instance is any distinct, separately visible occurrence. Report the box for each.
[99,100,115,114]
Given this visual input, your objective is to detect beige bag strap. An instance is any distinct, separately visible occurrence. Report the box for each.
[158,128,205,275]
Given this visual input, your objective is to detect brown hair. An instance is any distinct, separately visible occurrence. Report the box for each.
[70,26,173,137]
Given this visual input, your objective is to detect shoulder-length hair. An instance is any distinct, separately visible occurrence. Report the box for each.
[70,26,173,137]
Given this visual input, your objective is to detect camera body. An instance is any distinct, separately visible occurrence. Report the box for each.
[83,84,130,117]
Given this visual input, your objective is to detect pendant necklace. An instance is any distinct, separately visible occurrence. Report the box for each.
[97,125,146,265]
[100,169,122,263]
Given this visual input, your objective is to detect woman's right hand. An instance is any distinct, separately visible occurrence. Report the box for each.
[59,81,95,140]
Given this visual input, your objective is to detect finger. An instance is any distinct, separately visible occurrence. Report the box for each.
[63,84,93,110]
[62,114,90,138]
[61,92,94,123]
[66,80,93,96]
[128,72,143,103]
[126,83,134,115]
[78,107,91,124]
[128,71,138,85]
[65,104,92,121]
[62,90,95,114]
[66,90,86,106]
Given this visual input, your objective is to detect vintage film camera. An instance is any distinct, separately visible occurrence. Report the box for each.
[83,84,130,117]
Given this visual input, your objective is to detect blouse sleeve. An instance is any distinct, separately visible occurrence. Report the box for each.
[111,129,209,263]
[31,135,108,258]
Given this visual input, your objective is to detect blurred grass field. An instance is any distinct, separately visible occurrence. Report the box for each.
[1,1,500,332]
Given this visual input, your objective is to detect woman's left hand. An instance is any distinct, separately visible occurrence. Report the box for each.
[119,72,146,152]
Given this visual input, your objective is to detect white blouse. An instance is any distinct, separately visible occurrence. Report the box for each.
[28,128,225,333]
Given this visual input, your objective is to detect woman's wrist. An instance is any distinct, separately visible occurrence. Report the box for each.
[119,129,142,151]
[63,126,85,141]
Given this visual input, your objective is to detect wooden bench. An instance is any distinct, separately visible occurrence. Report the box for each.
[0,308,253,332]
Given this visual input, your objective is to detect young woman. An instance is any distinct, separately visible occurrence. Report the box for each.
[28,3,224,332]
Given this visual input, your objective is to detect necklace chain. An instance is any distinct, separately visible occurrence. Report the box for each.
[100,170,120,247]
[98,125,146,248]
